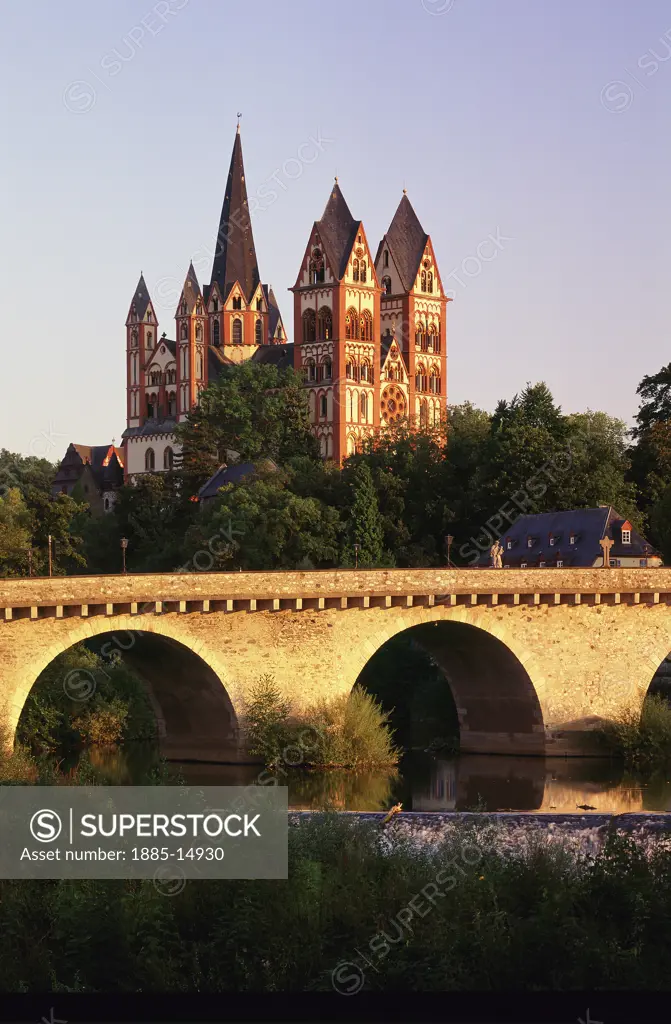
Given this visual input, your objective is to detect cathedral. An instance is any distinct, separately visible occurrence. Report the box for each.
[121,125,449,478]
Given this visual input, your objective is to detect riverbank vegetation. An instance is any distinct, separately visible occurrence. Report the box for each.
[16,645,156,758]
[600,693,671,769]
[244,675,400,771]
[0,804,671,990]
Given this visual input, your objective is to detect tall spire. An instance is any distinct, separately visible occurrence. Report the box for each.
[210,126,260,304]
[126,273,152,324]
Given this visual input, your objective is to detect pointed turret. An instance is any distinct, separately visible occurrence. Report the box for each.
[377,193,428,292]
[316,181,359,281]
[210,128,260,303]
[178,261,204,314]
[126,273,155,325]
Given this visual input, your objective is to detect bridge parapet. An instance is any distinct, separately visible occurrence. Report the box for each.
[0,567,669,622]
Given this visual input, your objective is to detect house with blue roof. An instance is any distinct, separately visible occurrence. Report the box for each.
[477,506,662,568]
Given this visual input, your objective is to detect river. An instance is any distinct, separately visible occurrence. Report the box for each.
[78,746,671,813]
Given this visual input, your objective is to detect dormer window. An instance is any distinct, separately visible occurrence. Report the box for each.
[622,528,631,545]
[521,562,528,569]
[232,296,242,310]
[527,537,533,548]
[569,534,576,545]
[256,298,263,311]
[549,536,555,546]
[506,539,512,550]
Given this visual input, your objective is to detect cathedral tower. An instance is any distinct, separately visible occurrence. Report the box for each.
[207,124,270,358]
[375,193,449,430]
[291,180,380,462]
[175,262,207,420]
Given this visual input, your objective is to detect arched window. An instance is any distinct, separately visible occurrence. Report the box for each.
[360,311,373,341]
[196,350,203,378]
[213,320,220,347]
[415,324,424,349]
[345,308,359,340]
[164,446,174,470]
[302,309,316,343]
[421,270,427,291]
[255,319,263,345]
[309,249,325,284]
[168,391,177,417]
[104,497,110,511]
[145,447,155,471]
[320,394,328,418]
[360,261,367,283]
[179,300,187,316]
[419,400,428,429]
[318,307,332,340]
[180,322,188,340]
[130,329,138,348]
[211,296,219,313]
[429,367,440,393]
[427,272,434,293]
[195,323,202,341]
[232,296,242,310]
[428,324,438,351]
[352,259,359,282]
[323,358,332,380]
[415,365,427,393]
[346,361,354,380]
[360,392,368,420]
[150,369,161,386]
[146,394,156,418]
[360,361,371,383]
[232,317,243,344]
[306,358,317,382]
[382,276,392,295]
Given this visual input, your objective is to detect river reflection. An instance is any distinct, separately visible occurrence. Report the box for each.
[80,746,671,813]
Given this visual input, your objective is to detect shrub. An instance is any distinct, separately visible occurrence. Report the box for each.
[302,686,400,769]
[601,693,671,768]
[243,674,294,767]
[72,697,129,746]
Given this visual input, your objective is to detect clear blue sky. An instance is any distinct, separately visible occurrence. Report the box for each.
[2,0,670,458]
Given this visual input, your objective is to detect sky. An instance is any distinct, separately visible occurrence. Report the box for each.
[1,0,670,459]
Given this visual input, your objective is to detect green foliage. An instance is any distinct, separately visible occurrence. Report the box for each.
[600,694,671,769]
[175,361,321,490]
[243,675,294,768]
[16,644,157,756]
[242,676,400,770]
[0,488,32,576]
[2,817,671,990]
[340,462,390,568]
[181,468,341,571]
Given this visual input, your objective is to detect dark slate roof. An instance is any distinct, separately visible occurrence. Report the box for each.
[180,262,203,314]
[210,128,261,304]
[475,507,660,567]
[126,273,152,323]
[252,343,295,369]
[198,460,277,500]
[377,194,428,292]
[263,284,285,339]
[316,182,359,281]
[122,418,178,439]
[208,346,229,381]
[52,443,124,497]
[381,331,394,363]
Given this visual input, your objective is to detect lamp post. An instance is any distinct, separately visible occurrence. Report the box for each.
[47,535,53,577]
[27,548,33,578]
[445,534,454,568]
[353,543,360,570]
[120,537,129,574]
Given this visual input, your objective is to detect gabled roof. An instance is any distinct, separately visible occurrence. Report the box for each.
[252,342,295,369]
[198,459,278,501]
[475,507,660,567]
[52,443,124,497]
[377,194,429,292]
[126,274,152,324]
[210,127,261,304]
[178,262,203,315]
[316,181,360,281]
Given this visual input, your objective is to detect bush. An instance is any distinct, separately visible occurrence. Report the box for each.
[302,686,400,769]
[600,693,671,768]
[243,674,294,767]
[242,678,400,771]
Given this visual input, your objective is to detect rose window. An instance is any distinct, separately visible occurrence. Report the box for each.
[380,386,407,424]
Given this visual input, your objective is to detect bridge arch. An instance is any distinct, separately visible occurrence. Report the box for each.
[6,616,242,763]
[349,608,547,755]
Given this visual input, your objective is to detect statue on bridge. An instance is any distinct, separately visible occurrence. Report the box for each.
[490,539,504,569]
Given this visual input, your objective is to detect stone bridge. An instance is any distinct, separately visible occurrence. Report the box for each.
[1,568,671,761]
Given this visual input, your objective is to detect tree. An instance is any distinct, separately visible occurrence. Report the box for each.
[341,462,389,568]
[109,474,198,573]
[0,449,56,501]
[23,487,87,575]
[561,411,640,526]
[175,362,321,490]
[181,468,342,571]
[633,362,671,437]
[0,488,32,576]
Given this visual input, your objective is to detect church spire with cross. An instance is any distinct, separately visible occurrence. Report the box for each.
[209,121,260,304]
